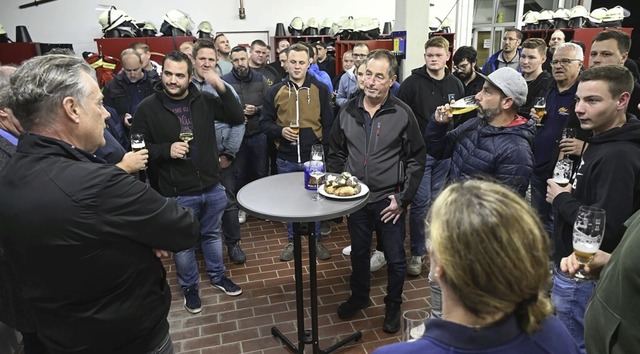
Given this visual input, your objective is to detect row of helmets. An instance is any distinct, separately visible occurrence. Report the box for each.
[286,17,391,40]
[522,5,630,30]
[98,7,214,39]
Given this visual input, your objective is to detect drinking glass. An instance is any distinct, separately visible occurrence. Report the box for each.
[402,310,429,342]
[562,127,576,139]
[572,206,606,280]
[179,123,193,159]
[130,133,147,170]
[309,144,325,201]
[552,159,573,187]
[290,121,300,146]
[450,95,478,115]
[534,97,546,125]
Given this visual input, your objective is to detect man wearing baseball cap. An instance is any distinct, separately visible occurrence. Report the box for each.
[423,66,536,318]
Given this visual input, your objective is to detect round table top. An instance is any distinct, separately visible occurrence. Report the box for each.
[237,172,369,222]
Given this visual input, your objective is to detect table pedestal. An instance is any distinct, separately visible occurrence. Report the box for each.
[271,222,362,354]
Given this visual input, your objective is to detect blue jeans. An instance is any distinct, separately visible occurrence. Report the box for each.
[530,170,554,235]
[427,268,442,318]
[348,198,406,306]
[552,266,595,353]
[409,155,450,256]
[220,164,241,246]
[276,158,321,239]
[234,133,268,193]
[173,183,227,288]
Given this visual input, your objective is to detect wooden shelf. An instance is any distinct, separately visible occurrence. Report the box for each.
[95,36,195,64]
[334,39,394,73]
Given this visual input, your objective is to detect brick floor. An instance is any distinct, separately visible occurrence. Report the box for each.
[165,216,432,353]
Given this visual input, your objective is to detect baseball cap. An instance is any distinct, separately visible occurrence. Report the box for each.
[477,67,528,107]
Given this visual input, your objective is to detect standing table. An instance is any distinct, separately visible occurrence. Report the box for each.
[237,172,368,353]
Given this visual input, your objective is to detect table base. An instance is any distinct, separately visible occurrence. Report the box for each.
[271,222,362,354]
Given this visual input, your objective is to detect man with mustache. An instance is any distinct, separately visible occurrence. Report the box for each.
[132,51,245,314]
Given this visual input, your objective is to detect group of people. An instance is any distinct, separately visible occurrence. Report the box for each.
[0,26,640,354]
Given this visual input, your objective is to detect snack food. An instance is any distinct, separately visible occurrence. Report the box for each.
[324,172,362,196]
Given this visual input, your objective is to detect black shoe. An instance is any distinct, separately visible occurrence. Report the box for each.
[337,297,372,320]
[228,243,246,264]
[382,304,401,333]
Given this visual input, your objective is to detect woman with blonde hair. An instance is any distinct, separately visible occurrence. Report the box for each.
[374,180,580,353]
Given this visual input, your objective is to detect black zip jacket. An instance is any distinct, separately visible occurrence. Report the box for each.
[519,71,553,118]
[552,118,640,265]
[328,93,426,207]
[0,134,199,353]
[132,82,244,197]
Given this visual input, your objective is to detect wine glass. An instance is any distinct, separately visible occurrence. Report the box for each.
[130,133,147,170]
[552,159,573,187]
[534,97,546,126]
[289,121,300,146]
[179,123,193,159]
[309,144,325,201]
[572,206,606,280]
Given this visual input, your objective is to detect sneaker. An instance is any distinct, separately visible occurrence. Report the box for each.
[183,285,202,314]
[370,250,387,272]
[228,243,246,264]
[211,276,243,296]
[320,221,332,236]
[280,241,294,262]
[316,240,331,260]
[407,255,425,276]
[382,304,401,333]
[238,210,247,224]
[337,297,373,320]
[342,245,352,256]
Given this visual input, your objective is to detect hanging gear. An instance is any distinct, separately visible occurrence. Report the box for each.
[288,17,304,36]
[538,10,554,30]
[160,9,194,37]
[522,11,540,30]
[569,5,590,28]
[197,21,213,38]
[553,8,571,29]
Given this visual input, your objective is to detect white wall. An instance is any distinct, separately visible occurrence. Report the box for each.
[1,0,396,55]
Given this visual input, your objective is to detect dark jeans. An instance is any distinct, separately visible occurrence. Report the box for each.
[22,332,49,354]
[276,158,321,239]
[220,164,241,246]
[234,133,268,193]
[348,198,407,306]
[145,331,174,354]
[530,170,554,235]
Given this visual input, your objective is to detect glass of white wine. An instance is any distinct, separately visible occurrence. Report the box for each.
[572,206,606,280]
[130,133,147,170]
[179,123,193,159]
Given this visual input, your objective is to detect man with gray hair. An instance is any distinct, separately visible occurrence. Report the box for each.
[0,55,199,353]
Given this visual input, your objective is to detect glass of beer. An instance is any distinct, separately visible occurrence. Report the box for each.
[450,95,478,115]
[552,159,573,187]
[130,133,147,170]
[534,97,546,125]
[179,123,193,159]
[289,121,300,146]
[572,206,606,280]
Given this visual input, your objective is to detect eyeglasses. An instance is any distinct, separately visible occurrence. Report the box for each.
[352,54,367,59]
[551,58,582,66]
[454,63,470,71]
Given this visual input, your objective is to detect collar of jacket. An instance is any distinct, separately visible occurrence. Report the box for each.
[345,91,397,124]
[153,81,201,105]
[18,133,107,163]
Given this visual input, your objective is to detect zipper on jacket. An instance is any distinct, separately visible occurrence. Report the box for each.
[363,107,393,184]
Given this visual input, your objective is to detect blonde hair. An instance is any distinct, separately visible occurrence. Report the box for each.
[425,36,450,50]
[428,180,553,333]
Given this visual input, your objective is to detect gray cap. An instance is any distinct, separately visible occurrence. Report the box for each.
[477,67,528,107]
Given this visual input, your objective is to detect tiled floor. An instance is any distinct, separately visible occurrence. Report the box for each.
[165,216,432,354]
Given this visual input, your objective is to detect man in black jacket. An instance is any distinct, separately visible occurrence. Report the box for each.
[329,50,425,334]
[102,49,157,138]
[0,54,200,354]
[132,51,245,315]
[546,65,640,351]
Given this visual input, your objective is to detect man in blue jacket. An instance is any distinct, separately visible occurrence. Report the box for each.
[481,28,523,75]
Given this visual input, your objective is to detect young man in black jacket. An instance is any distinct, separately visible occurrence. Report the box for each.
[519,38,553,118]
[0,54,200,354]
[546,65,640,351]
[132,51,245,315]
[396,36,464,279]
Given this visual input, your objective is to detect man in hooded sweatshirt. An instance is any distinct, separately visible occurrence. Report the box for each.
[396,36,464,280]
[546,65,640,352]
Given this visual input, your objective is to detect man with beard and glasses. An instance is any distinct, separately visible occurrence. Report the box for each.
[222,46,269,222]
[453,46,485,127]
[131,51,245,315]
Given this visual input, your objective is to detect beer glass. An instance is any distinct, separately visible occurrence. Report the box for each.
[402,310,429,342]
[130,133,147,170]
[562,127,576,139]
[552,159,573,187]
[572,206,606,280]
[450,95,478,115]
[289,121,300,146]
[179,123,193,159]
[309,144,325,201]
[534,97,546,125]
